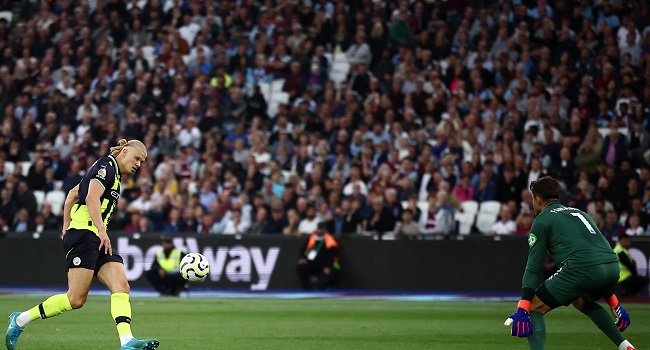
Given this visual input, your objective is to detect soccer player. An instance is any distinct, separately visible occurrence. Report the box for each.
[505,176,636,350]
[5,139,159,350]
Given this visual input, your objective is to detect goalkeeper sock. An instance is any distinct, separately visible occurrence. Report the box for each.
[618,340,635,350]
[111,293,134,346]
[581,302,625,346]
[18,294,73,327]
[527,311,546,350]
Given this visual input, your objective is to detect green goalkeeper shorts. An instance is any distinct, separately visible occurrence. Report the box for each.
[537,262,620,308]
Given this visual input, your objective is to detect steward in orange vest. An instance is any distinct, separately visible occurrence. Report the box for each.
[297,222,341,290]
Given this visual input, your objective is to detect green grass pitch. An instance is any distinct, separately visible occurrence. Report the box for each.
[1,295,649,349]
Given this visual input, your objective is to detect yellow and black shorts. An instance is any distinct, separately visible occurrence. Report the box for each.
[63,228,124,275]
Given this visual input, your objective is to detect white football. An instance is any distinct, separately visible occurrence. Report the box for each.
[179,253,210,282]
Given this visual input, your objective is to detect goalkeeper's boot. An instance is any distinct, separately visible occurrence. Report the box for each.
[5,312,24,350]
[121,338,160,350]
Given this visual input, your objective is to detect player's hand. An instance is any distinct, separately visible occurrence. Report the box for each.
[98,229,112,255]
[613,304,630,332]
[506,308,533,338]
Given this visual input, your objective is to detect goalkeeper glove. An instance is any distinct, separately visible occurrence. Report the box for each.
[506,300,533,338]
[606,294,630,332]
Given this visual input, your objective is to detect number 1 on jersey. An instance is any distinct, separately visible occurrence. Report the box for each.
[570,212,596,234]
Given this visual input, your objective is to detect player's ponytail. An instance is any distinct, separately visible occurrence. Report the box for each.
[110,139,129,157]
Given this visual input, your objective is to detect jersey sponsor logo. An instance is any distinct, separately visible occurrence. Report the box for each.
[111,190,119,199]
[97,167,107,180]
[528,233,537,248]
[73,257,81,266]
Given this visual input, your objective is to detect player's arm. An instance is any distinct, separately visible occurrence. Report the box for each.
[604,291,631,332]
[87,179,111,255]
[506,220,548,338]
[62,183,80,235]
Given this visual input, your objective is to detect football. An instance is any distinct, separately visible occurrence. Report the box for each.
[179,253,210,282]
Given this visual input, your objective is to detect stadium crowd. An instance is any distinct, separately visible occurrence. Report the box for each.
[0,0,649,239]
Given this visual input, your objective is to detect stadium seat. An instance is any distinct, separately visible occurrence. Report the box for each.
[44,190,66,216]
[454,210,476,235]
[257,82,271,100]
[416,201,429,214]
[478,201,501,216]
[460,200,479,215]
[33,190,45,212]
[475,212,498,235]
[0,11,12,26]
[4,161,14,175]
[270,79,285,94]
[20,161,33,177]
[140,45,155,67]
[53,180,63,191]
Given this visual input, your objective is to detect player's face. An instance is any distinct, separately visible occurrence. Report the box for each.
[532,195,542,217]
[121,147,147,174]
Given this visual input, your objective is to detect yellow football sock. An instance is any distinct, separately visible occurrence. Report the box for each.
[111,293,133,338]
[27,293,73,321]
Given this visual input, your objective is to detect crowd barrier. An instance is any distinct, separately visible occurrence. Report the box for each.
[1,234,649,292]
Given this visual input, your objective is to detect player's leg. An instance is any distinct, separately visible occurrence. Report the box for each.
[574,263,636,350]
[97,262,158,350]
[6,268,93,350]
[573,298,634,350]
[526,293,553,350]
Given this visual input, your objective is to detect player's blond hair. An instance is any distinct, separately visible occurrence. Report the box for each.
[110,139,147,157]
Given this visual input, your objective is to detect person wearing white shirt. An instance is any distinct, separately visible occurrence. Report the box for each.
[490,206,517,236]
[298,206,320,235]
[176,116,202,148]
[222,209,250,235]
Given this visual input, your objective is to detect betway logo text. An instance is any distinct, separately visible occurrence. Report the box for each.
[117,237,280,290]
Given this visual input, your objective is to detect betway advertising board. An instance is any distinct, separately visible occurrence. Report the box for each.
[2,235,650,292]
[117,236,283,290]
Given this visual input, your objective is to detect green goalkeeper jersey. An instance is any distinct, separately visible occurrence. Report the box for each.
[522,202,618,291]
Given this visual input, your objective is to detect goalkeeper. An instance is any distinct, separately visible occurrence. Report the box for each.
[505,176,636,350]
[5,140,158,350]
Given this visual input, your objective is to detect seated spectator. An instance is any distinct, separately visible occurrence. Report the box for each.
[452,173,474,202]
[394,209,420,240]
[222,208,250,235]
[262,202,287,235]
[296,222,340,290]
[364,196,396,238]
[624,214,645,236]
[601,210,626,239]
[298,205,319,235]
[13,208,34,233]
[490,205,517,236]
[418,192,455,238]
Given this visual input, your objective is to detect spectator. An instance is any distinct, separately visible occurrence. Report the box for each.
[490,205,517,236]
[418,192,455,238]
[601,210,625,240]
[394,209,420,240]
[624,215,645,236]
[298,205,319,236]
[13,208,34,233]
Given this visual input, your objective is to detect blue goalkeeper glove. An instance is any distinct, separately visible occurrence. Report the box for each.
[606,294,630,332]
[507,308,533,338]
[613,304,630,332]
